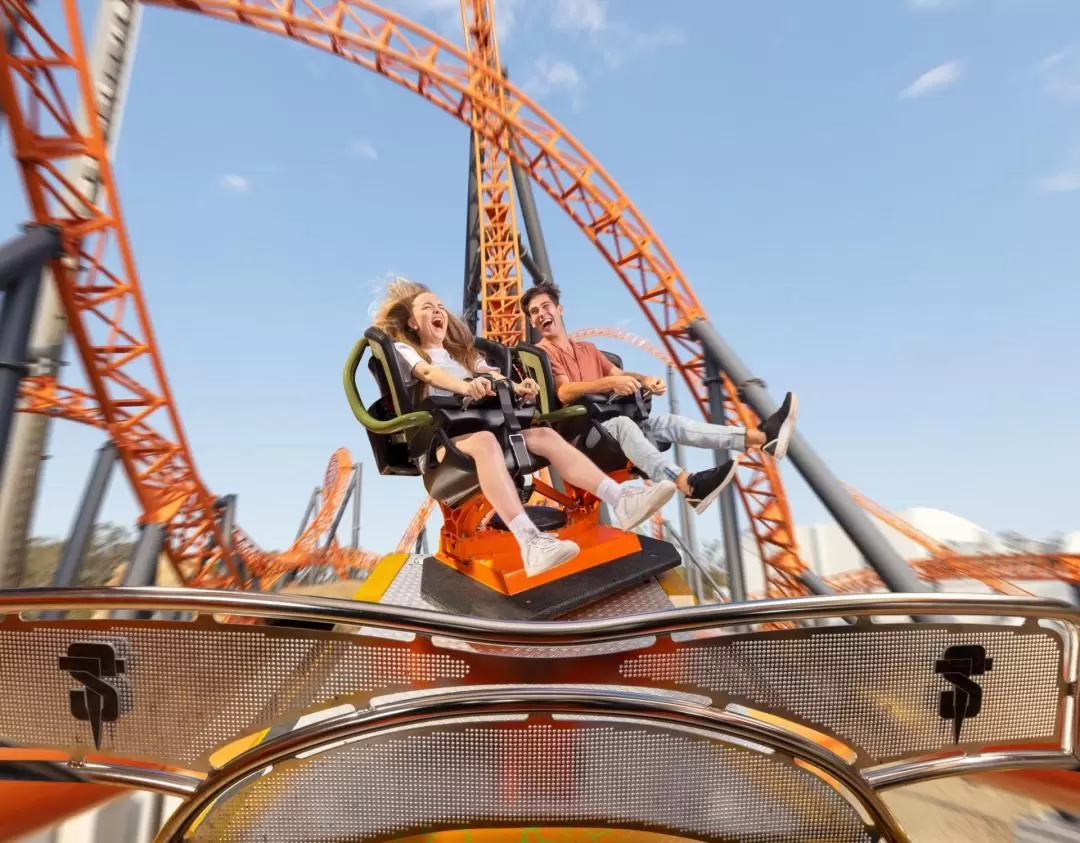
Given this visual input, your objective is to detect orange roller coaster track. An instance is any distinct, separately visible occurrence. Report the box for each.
[2,0,800,590]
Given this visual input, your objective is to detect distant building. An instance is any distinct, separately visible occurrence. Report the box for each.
[734,506,1076,603]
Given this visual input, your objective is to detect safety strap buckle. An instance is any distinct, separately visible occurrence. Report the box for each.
[508,432,530,474]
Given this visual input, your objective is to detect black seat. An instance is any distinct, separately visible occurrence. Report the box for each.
[347,329,587,511]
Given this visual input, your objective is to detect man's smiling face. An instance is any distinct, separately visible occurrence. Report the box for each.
[526,292,564,340]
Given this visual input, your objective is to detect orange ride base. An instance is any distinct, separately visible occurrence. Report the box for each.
[436,482,641,596]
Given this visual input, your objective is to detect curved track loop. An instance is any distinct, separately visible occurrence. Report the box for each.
[0,0,800,589]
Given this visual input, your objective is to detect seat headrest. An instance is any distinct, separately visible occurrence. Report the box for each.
[363,326,420,416]
[601,350,623,369]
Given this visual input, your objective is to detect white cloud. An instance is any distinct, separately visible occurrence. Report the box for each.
[1036,48,1080,103]
[1039,167,1080,193]
[349,139,379,160]
[221,174,248,192]
[899,60,964,99]
[551,0,607,33]
[525,57,585,110]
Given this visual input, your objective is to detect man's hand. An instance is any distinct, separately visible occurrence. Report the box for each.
[464,378,494,400]
[641,375,666,396]
[605,374,641,396]
[513,378,540,400]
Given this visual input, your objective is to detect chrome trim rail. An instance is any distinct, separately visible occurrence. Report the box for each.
[1,586,1076,644]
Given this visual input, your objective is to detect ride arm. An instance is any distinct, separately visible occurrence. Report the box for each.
[555,376,619,405]
[343,338,434,434]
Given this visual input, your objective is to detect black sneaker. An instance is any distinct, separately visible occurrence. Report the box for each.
[760,392,798,460]
[686,458,740,514]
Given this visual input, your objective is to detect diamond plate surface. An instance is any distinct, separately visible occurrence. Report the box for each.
[187,718,877,843]
[0,622,468,769]
[621,624,1065,762]
[378,555,675,656]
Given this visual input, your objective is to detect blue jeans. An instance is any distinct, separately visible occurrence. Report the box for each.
[601,414,746,483]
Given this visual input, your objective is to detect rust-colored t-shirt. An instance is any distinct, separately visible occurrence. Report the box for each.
[537,338,614,384]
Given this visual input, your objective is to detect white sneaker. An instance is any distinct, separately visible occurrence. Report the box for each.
[522,532,580,577]
[611,480,678,531]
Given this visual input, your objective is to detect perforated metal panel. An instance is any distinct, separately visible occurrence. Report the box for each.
[0,621,469,769]
[621,623,1064,762]
[185,718,880,843]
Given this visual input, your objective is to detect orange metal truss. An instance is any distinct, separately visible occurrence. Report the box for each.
[0,0,798,590]
[460,0,527,346]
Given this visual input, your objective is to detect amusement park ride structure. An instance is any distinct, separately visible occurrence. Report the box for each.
[1,2,1080,839]
[0,0,1076,602]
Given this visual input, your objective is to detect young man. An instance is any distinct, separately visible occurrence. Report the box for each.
[522,281,798,514]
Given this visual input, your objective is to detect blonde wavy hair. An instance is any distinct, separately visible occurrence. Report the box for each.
[372,277,477,370]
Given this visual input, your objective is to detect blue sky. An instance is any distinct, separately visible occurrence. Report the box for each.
[1,0,1078,563]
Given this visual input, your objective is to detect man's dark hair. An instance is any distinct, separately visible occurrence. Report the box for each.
[521,280,561,314]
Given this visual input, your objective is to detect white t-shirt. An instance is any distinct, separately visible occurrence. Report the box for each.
[394,342,498,398]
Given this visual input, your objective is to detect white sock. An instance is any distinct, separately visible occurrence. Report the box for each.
[594,477,623,507]
[508,512,540,549]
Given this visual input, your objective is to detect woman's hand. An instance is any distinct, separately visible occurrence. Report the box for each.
[464,377,494,401]
[513,378,540,400]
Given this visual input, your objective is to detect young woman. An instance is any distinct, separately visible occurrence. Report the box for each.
[373,279,676,577]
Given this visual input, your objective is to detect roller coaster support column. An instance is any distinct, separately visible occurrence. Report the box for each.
[0,0,142,590]
[43,440,118,617]
[463,132,482,336]
[296,487,319,542]
[326,465,358,546]
[510,154,553,285]
[667,364,703,598]
[690,319,928,595]
[0,227,59,481]
[703,354,748,602]
[114,522,165,619]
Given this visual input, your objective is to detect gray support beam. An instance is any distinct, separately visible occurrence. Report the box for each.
[509,142,554,285]
[121,523,164,587]
[667,365,700,594]
[703,354,749,602]
[0,259,45,479]
[0,226,60,292]
[112,522,165,620]
[351,463,362,549]
[518,241,545,286]
[325,466,357,546]
[690,318,928,595]
[463,132,482,336]
[47,440,118,612]
[295,487,320,542]
[216,493,249,584]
